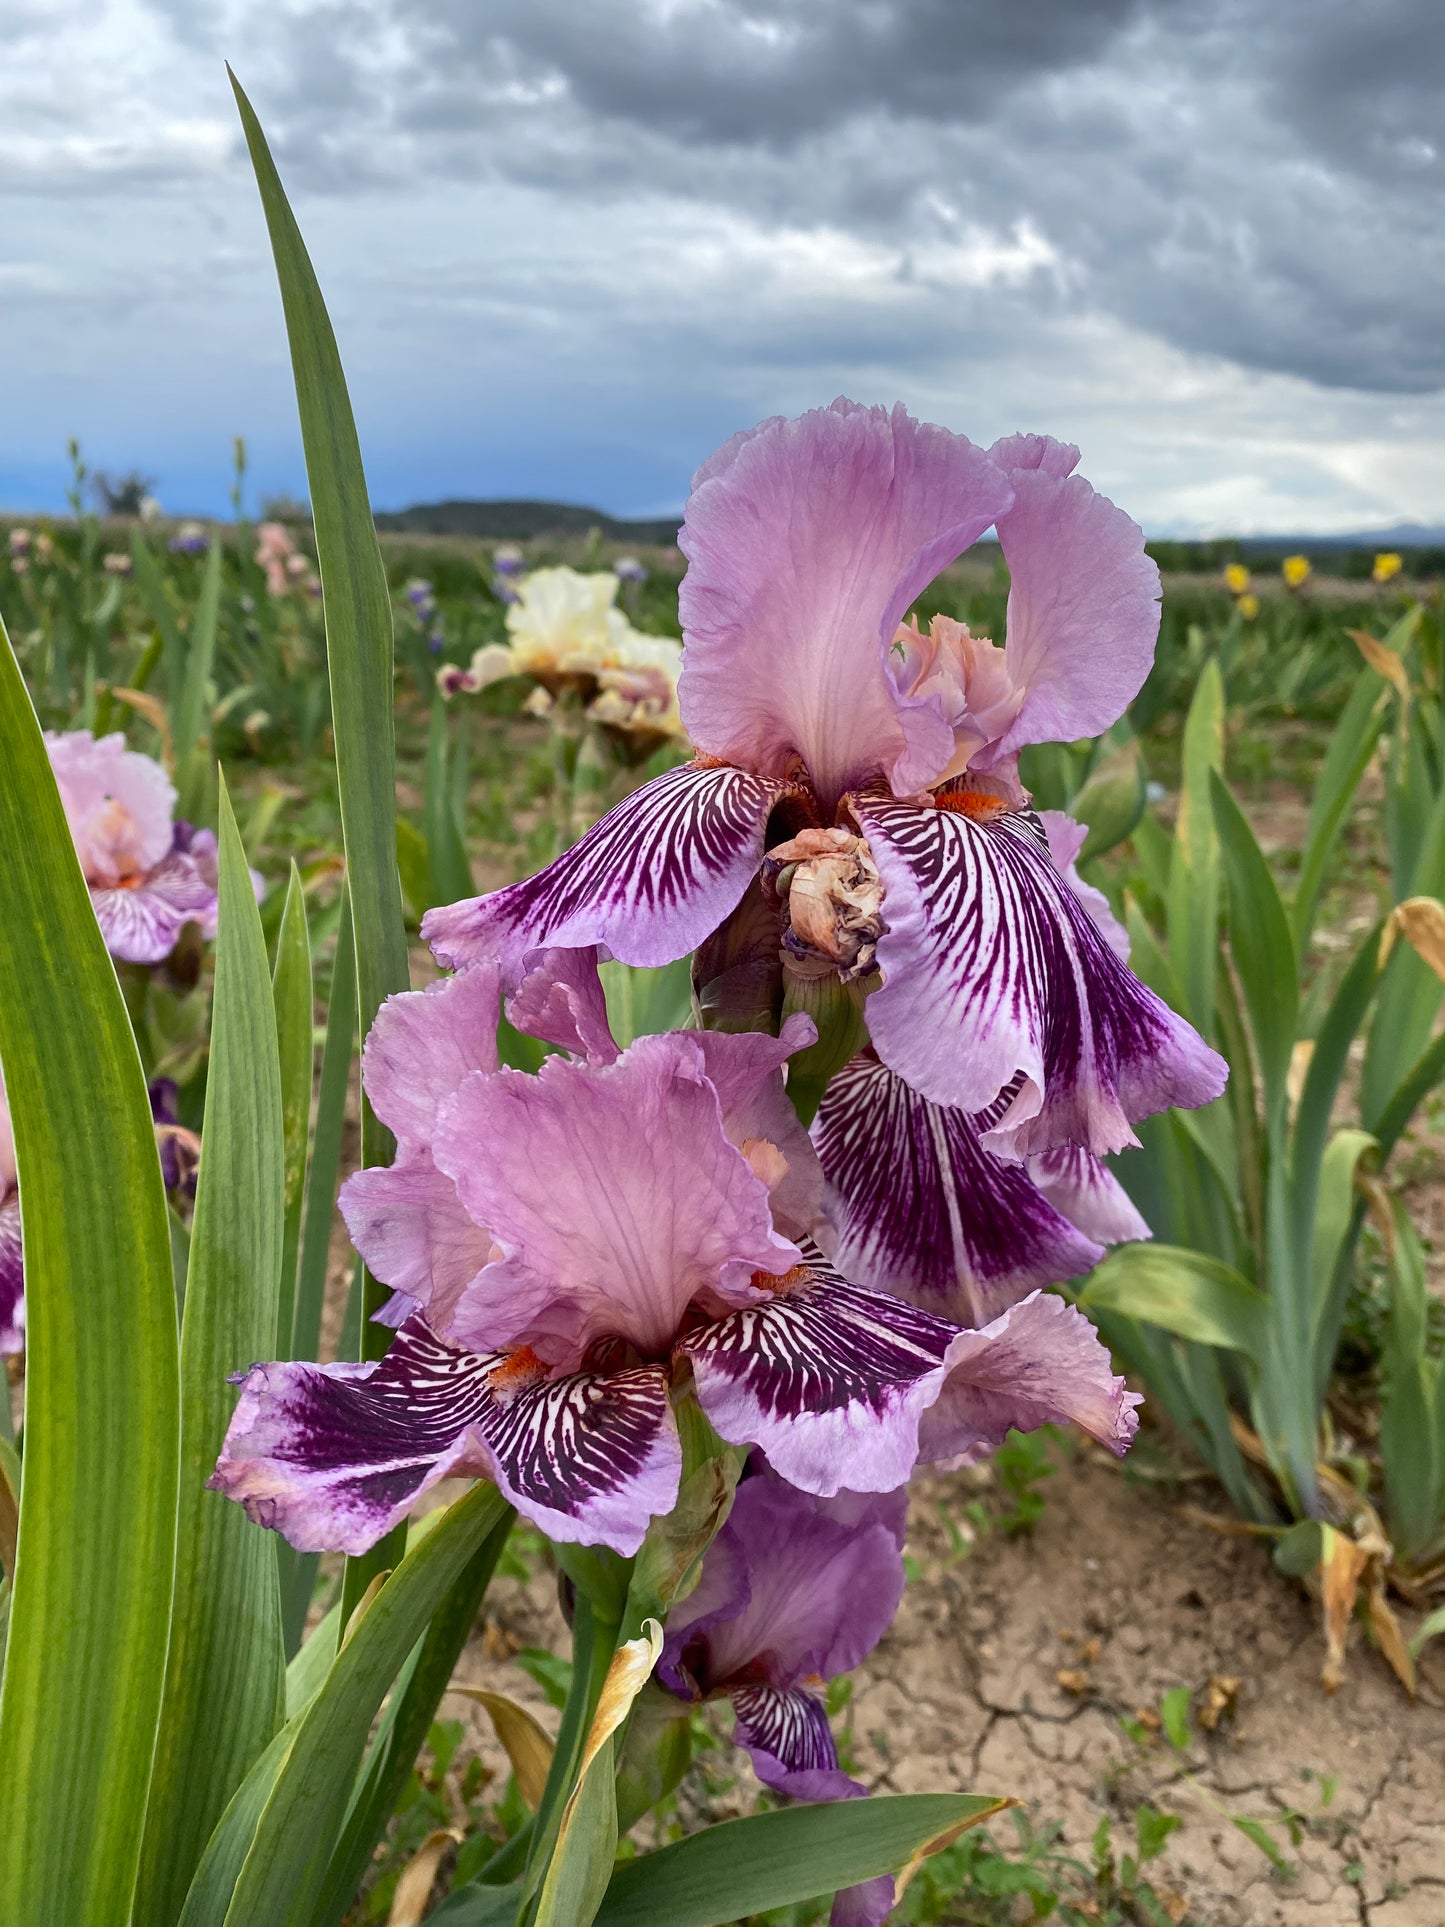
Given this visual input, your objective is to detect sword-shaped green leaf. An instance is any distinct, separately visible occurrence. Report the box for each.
[134,781,287,1927]
[0,618,180,1924]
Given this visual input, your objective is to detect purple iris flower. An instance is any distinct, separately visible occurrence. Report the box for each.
[0,1067,22,1356]
[210,952,1136,1558]
[422,402,1225,1175]
[149,1077,200,1194]
[660,1467,906,1927]
[45,732,223,966]
[168,521,210,555]
[614,554,649,585]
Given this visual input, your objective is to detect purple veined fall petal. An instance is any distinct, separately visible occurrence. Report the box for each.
[1028,1144,1151,1245]
[432,1031,799,1365]
[0,1194,22,1356]
[975,434,1161,767]
[422,760,794,980]
[829,1872,898,1927]
[681,1247,960,1494]
[209,1315,681,1557]
[89,848,221,965]
[729,1685,861,1802]
[678,400,1015,809]
[1038,808,1129,961]
[920,1290,1141,1468]
[507,944,619,1064]
[811,1049,1105,1327]
[855,796,1226,1154]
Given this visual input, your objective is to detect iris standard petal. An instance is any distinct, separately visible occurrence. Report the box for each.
[46,728,177,882]
[360,964,503,1145]
[433,1034,797,1364]
[812,1050,1104,1327]
[682,1249,959,1494]
[339,1156,495,1329]
[689,1013,824,1239]
[1028,1144,1151,1245]
[210,1316,680,1557]
[422,760,792,979]
[0,1195,23,1355]
[678,400,1015,808]
[507,945,619,1063]
[978,434,1161,765]
[856,798,1227,1152]
[920,1290,1141,1467]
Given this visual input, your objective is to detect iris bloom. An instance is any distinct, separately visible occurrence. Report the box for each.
[1373,552,1403,585]
[211,953,1136,1557]
[660,1467,905,1927]
[46,731,221,966]
[0,1068,198,1358]
[1282,554,1311,589]
[1223,562,1251,596]
[0,1068,21,1355]
[425,402,1224,1166]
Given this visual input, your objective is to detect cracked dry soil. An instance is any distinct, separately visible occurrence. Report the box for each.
[445,1449,1445,1927]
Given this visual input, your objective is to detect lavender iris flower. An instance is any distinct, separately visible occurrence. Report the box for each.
[614,555,649,584]
[421,404,1224,1244]
[45,732,222,966]
[660,1468,906,1927]
[169,521,210,555]
[211,951,1136,1558]
[0,1067,22,1356]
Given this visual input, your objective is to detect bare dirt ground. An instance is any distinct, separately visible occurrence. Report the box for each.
[443,1446,1445,1927]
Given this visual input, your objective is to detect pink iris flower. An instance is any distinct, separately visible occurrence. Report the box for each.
[422,401,1224,1169]
[211,953,1137,1558]
[46,730,221,965]
[0,1068,21,1354]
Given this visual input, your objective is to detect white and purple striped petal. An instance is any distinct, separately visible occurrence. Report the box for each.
[973,434,1161,769]
[919,1290,1141,1468]
[811,1050,1105,1327]
[730,1685,859,1802]
[678,401,1014,809]
[1038,808,1130,961]
[1028,1144,1151,1246]
[856,797,1226,1153]
[89,842,222,965]
[210,1316,680,1556]
[681,1250,960,1494]
[423,760,792,980]
[0,1195,22,1356]
[433,1032,799,1364]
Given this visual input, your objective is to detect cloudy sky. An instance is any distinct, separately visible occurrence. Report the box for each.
[3,0,1443,533]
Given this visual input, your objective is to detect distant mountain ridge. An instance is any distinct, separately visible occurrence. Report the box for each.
[371,497,1445,554]
[372,498,682,544]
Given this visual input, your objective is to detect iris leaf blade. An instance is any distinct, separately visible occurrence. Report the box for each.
[221,1482,510,1927]
[134,781,287,1927]
[592,1793,1013,1927]
[0,618,180,1924]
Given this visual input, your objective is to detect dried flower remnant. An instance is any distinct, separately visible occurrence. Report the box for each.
[426,402,1224,1178]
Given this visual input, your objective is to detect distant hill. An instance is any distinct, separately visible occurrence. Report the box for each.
[372,499,681,544]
